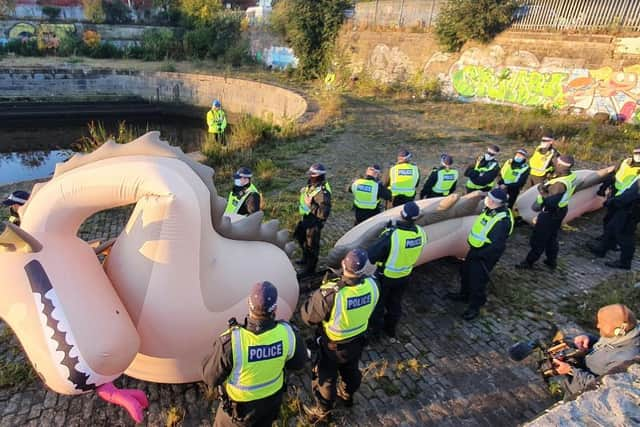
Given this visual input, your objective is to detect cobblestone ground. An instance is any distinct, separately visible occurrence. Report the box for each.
[1,99,635,426]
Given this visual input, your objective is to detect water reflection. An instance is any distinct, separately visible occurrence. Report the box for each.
[0,150,74,185]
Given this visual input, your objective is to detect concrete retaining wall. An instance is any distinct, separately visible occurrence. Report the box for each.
[339,29,640,122]
[0,67,308,124]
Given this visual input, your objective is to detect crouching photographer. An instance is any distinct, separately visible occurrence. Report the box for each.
[553,304,640,398]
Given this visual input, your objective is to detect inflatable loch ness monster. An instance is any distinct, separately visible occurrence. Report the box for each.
[327,166,614,269]
[0,132,299,422]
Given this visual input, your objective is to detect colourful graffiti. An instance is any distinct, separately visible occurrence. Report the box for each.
[452,66,567,109]
[8,22,76,40]
[8,22,36,39]
[447,46,640,123]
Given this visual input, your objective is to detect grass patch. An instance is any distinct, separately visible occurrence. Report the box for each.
[164,405,185,427]
[276,388,305,427]
[0,360,36,389]
[561,271,640,330]
[73,120,149,152]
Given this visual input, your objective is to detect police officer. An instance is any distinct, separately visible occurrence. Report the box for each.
[202,281,306,427]
[224,167,262,216]
[420,154,458,199]
[527,134,560,187]
[464,145,500,193]
[2,190,30,227]
[385,149,420,207]
[300,249,379,423]
[516,155,576,270]
[348,164,391,225]
[447,189,513,320]
[294,163,332,277]
[589,151,640,270]
[207,99,228,144]
[498,149,530,209]
[367,201,426,338]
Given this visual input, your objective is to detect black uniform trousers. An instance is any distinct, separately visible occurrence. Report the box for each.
[371,274,409,334]
[213,389,284,427]
[423,189,448,199]
[391,194,414,207]
[505,185,521,210]
[460,248,502,309]
[354,207,380,225]
[600,207,638,267]
[312,336,365,412]
[294,216,323,273]
[525,207,567,266]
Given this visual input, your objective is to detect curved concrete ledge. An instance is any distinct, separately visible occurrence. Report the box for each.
[0,67,308,124]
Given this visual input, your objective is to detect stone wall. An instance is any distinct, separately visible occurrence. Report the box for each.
[0,68,308,124]
[339,29,640,122]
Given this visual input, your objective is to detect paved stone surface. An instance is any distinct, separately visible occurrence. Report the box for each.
[1,98,636,426]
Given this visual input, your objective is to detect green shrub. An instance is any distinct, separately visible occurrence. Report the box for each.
[178,0,222,26]
[182,26,211,58]
[223,38,253,67]
[183,12,242,60]
[6,38,40,56]
[103,0,131,24]
[123,44,144,59]
[74,121,142,152]
[435,0,518,52]
[141,28,179,60]
[41,5,61,19]
[57,31,82,56]
[88,41,122,58]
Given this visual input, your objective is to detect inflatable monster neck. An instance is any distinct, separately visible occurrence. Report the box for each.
[20,132,290,251]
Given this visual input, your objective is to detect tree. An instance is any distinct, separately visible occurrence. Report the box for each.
[83,0,106,23]
[435,0,518,52]
[272,0,351,79]
[178,0,222,25]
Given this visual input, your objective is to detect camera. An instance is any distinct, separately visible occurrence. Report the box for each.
[509,329,586,381]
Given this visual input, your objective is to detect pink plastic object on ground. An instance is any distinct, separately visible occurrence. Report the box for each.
[97,382,149,423]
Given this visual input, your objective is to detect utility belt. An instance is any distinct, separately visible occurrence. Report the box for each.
[218,384,285,421]
[541,205,568,215]
[322,332,364,350]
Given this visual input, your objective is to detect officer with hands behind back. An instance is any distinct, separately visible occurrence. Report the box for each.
[202,281,307,427]
[349,164,392,225]
[300,249,380,423]
[420,154,458,199]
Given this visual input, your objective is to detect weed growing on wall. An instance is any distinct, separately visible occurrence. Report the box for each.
[435,0,518,52]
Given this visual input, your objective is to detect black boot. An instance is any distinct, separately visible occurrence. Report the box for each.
[445,292,468,302]
[605,260,631,270]
[587,242,606,258]
[515,260,533,270]
[463,306,480,321]
[543,259,557,270]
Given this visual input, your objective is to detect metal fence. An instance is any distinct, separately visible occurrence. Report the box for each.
[352,0,640,32]
[512,0,640,31]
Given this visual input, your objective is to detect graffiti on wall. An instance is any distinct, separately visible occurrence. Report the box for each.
[448,46,640,123]
[257,46,298,69]
[7,22,76,39]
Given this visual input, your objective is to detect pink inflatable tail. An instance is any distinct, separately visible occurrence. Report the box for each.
[97,382,149,423]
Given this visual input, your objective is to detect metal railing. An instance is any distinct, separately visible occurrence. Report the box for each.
[352,0,640,32]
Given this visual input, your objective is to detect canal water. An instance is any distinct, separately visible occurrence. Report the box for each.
[0,110,208,185]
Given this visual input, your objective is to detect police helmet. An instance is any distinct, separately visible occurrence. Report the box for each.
[342,248,369,277]
[397,149,412,161]
[2,190,30,207]
[212,99,221,108]
[308,163,327,177]
[248,281,278,316]
[236,167,253,178]
[401,201,420,220]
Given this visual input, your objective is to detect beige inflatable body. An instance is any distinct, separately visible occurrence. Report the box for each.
[0,133,298,400]
[329,167,613,269]
[514,167,614,225]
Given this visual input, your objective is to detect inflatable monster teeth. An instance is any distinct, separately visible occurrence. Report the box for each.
[0,132,299,422]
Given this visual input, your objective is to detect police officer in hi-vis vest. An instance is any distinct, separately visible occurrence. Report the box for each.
[517,155,577,270]
[527,134,560,188]
[202,281,306,427]
[207,99,228,145]
[589,148,640,270]
[293,163,332,277]
[301,249,379,423]
[420,154,458,199]
[447,188,513,320]
[385,149,420,207]
[367,201,426,338]
[498,149,530,209]
[464,145,501,193]
[348,164,391,225]
[224,167,262,216]
[2,190,30,227]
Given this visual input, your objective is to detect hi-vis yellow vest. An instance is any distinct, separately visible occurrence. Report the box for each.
[466,158,498,190]
[322,277,379,342]
[500,160,530,185]
[299,182,332,215]
[352,178,380,210]
[389,163,419,197]
[381,225,427,278]
[225,184,260,215]
[224,323,295,402]
[545,172,577,208]
[433,168,458,195]
[468,209,514,248]
[614,159,640,194]
[529,148,554,177]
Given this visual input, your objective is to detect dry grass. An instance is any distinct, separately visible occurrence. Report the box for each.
[164,405,185,427]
